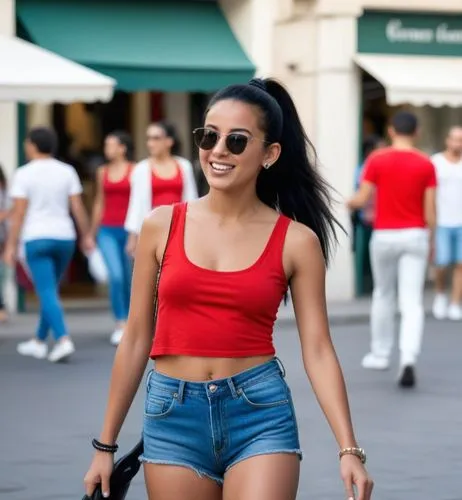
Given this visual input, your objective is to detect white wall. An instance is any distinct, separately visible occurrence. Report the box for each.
[219,0,276,76]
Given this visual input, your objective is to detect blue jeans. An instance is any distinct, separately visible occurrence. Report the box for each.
[97,226,132,321]
[140,358,302,484]
[25,239,75,341]
[434,226,462,267]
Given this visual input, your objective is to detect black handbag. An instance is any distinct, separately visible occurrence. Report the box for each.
[82,210,174,500]
[82,440,143,500]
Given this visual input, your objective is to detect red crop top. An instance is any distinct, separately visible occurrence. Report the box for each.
[150,202,291,359]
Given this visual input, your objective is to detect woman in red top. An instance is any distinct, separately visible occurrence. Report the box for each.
[85,80,373,499]
[90,131,134,346]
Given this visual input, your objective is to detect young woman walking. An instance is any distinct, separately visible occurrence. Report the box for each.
[4,127,92,362]
[124,122,198,257]
[84,79,373,500]
[90,131,134,346]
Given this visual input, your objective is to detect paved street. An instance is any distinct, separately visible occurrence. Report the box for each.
[0,311,461,500]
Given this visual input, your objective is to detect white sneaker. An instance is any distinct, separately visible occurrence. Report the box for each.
[110,329,124,346]
[48,338,75,363]
[361,352,390,370]
[447,303,462,321]
[17,339,48,359]
[432,294,448,320]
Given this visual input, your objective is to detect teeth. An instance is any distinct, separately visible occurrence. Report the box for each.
[211,162,234,171]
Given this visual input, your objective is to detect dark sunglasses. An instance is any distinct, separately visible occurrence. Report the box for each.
[193,127,266,155]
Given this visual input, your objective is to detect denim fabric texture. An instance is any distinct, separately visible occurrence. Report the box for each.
[140,358,302,484]
[434,226,462,267]
[97,226,132,321]
[25,238,75,340]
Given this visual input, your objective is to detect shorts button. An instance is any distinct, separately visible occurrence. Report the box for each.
[209,384,218,393]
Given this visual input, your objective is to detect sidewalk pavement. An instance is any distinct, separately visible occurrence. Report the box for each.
[0,291,435,339]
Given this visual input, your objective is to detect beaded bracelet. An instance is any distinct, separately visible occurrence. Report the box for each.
[92,438,119,454]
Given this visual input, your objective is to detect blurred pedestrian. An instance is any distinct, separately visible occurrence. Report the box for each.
[348,112,436,388]
[89,131,134,346]
[0,164,9,322]
[84,78,372,500]
[431,126,462,321]
[3,127,93,362]
[353,135,386,296]
[124,122,198,257]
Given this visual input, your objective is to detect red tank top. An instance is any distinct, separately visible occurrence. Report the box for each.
[150,203,291,359]
[100,164,132,227]
[151,165,183,208]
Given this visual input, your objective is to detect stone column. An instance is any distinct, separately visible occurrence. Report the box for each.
[314,12,359,300]
[164,93,192,159]
[131,92,150,161]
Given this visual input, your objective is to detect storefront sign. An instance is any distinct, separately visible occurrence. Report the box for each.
[358,11,462,56]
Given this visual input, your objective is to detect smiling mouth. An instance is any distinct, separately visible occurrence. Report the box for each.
[210,162,235,172]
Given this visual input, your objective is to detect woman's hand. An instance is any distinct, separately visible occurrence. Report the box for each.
[125,233,138,258]
[340,455,374,499]
[3,243,17,267]
[84,451,114,498]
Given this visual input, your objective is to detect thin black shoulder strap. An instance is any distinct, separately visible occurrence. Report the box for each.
[152,205,176,331]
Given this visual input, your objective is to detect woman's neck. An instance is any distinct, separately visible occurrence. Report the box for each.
[150,153,171,165]
[205,186,262,221]
[108,158,127,167]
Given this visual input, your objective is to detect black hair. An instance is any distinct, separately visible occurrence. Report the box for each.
[390,111,418,136]
[149,121,181,156]
[207,78,340,264]
[107,130,134,161]
[0,164,6,190]
[27,127,58,155]
[362,134,385,161]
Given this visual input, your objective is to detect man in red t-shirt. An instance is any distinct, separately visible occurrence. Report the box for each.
[348,111,437,389]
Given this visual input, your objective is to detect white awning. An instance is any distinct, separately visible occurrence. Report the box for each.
[355,54,462,108]
[0,35,115,103]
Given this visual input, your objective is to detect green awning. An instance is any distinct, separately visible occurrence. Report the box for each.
[17,0,255,92]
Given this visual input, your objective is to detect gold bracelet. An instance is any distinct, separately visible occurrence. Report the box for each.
[339,447,366,464]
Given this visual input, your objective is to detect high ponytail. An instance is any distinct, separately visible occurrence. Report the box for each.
[208,77,340,264]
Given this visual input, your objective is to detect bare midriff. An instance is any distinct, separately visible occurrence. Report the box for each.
[153,355,275,381]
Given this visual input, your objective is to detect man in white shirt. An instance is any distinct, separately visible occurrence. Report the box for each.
[432,126,462,320]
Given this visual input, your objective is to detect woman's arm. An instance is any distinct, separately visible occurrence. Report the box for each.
[3,198,27,266]
[89,167,105,238]
[84,205,173,497]
[98,205,173,444]
[286,223,373,500]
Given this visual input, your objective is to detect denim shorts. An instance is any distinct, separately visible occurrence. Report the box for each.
[140,358,302,484]
[435,226,462,266]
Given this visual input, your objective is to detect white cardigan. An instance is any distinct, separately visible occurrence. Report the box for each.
[124,156,198,234]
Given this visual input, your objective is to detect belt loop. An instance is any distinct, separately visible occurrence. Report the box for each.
[275,357,286,378]
[227,377,239,399]
[177,380,185,404]
[146,369,154,390]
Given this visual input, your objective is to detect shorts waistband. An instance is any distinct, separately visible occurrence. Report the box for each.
[147,357,285,401]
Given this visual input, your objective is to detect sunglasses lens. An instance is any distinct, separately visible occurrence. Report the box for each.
[194,129,218,150]
[226,134,248,155]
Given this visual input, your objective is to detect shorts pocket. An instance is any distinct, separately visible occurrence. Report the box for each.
[145,385,177,418]
[238,375,289,408]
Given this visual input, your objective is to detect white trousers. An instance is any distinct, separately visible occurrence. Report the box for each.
[370,229,430,365]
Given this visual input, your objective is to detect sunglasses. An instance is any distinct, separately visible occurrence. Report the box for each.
[193,127,266,155]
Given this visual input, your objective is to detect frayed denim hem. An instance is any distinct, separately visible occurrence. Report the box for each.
[224,448,304,473]
[139,457,224,485]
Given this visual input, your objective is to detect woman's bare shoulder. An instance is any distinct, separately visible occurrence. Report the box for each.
[142,205,175,234]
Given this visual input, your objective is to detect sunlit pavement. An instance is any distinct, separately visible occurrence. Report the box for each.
[0,311,460,499]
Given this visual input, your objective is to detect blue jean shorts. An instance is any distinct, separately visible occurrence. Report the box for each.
[140,358,302,484]
[435,226,462,266]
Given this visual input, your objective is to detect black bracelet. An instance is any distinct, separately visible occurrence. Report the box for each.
[92,438,119,454]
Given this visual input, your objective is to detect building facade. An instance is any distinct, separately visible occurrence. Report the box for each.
[2,0,462,308]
